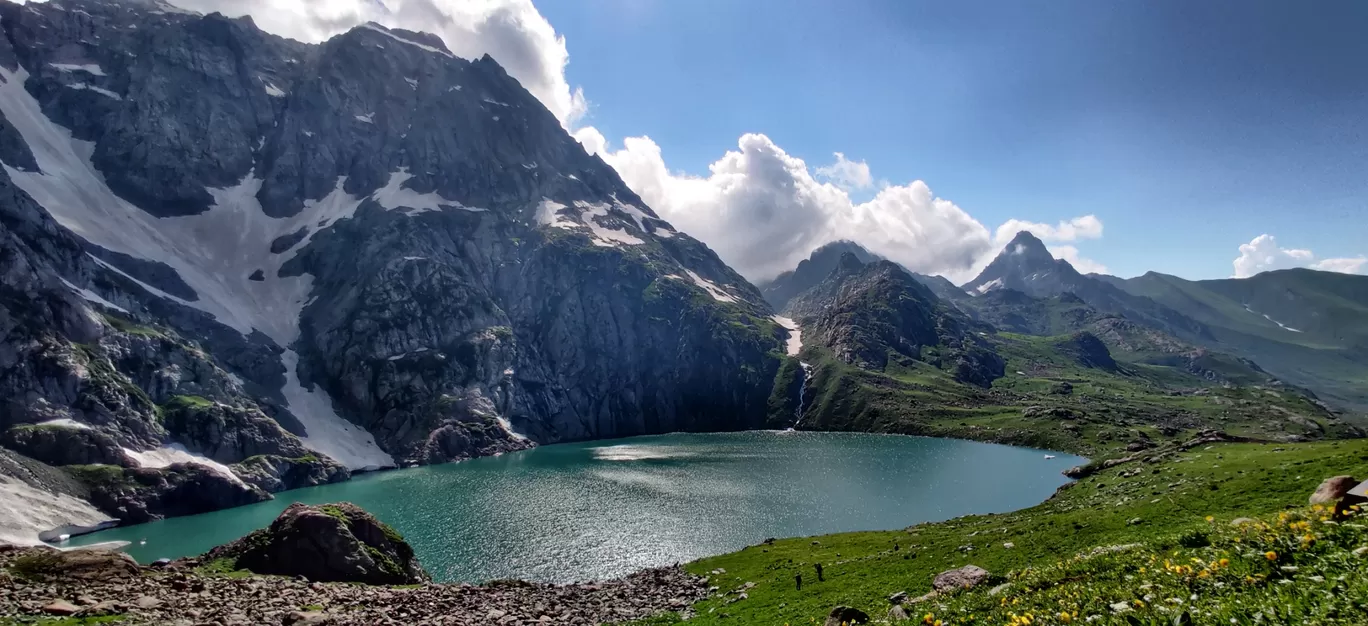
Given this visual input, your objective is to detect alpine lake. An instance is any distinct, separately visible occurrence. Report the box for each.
[67,431,1085,583]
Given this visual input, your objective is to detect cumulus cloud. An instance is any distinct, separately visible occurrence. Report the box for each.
[164,0,587,125]
[994,216,1104,245]
[587,132,1099,283]
[1050,245,1108,275]
[1233,235,1366,278]
[815,152,874,191]
[142,0,1109,284]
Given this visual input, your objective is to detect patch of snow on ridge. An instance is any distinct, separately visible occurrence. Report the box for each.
[685,270,737,303]
[0,67,392,469]
[64,83,122,100]
[281,350,395,470]
[122,444,245,486]
[263,82,286,98]
[974,278,1004,295]
[574,201,645,247]
[772,316,803,356]
[359,23,454,59]
[0,476,109,547]
[59,278,128,313]
[355,113,374,124]
[1242,305,1304,333]
[49,63,106,76]
[372,169,484,214]
[37,419,91,430]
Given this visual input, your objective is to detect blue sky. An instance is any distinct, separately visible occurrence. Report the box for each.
[538,0,1368,280]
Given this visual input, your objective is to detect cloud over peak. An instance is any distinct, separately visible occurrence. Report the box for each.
[166,0,587,126]
[1232,234,1366,278]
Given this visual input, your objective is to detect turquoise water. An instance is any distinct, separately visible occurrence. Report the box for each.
[67,432,1084,583]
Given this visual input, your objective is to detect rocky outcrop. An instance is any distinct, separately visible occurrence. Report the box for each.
[0,424,132,468]
[0,0,784,490]
[788,255,1004,386]
[932,564,990,592]
[231,455,349,493]
[1052,331,1118,372]
[0,546,708,625]
[204,502,427,585]
[68,464,270,524]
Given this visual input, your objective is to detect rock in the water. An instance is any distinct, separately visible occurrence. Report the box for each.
[932,565,990,592]
[824,606,870,626]
[203,502,428,585]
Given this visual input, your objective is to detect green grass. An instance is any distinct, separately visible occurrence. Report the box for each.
[637,439,1368,625]
[162,395,214,411]
[99,313,163,338]
[193,557,252,579]
[0,617,127,626]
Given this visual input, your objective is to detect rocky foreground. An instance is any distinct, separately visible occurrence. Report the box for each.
[0,503,711,625]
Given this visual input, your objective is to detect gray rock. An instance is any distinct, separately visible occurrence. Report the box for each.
[932,565,990,593]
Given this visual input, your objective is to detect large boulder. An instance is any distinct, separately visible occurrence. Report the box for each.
[1310,475,1367,517]
[203,502,428,585]
[824,606,870,626]
[4,546,140,581]
[932,565,990,593]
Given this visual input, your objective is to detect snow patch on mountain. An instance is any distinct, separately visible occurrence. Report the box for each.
[263,82,286,98]
[37,418,91,430]
[1243,305,1303,333]
[59,278,128,313]
[0,476,109,547]
[974,278,1004,295]
[372,169,484,214]
[772,315,803,356]
[63,83,122,100]
[48,62,106,76]
[575,201,645,247]
[684,270,737,303]
[0,67,392,469]
[281,350,395,470]
[122,443,245,485]
[359,23,454,59]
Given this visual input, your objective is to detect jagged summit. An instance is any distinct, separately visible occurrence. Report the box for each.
[962,230,1083,297]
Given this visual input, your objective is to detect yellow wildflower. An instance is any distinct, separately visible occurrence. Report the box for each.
[1265,551,1278,561]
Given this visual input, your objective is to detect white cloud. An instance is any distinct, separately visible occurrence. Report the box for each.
[163,0,587,126]
[815,152,873,191]
[994,215,1104,245]
[1311,257,1368,274]
[1233,234,1366,278]
[588,132,1102,284]
[126,0,1108,285]
[1050,246,1108,275]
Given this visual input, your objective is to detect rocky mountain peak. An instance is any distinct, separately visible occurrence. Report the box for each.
[962,231,1081,297]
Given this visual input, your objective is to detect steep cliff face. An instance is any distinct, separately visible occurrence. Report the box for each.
[0,0,784,533]
[788,255,1004,387]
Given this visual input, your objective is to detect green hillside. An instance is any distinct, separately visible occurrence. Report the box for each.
[1123,270,1368,410]
[632,439,1368,626]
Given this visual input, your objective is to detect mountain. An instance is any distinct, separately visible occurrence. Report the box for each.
[0,0,786,536]
[1119,269,1368,409]
[760,240,966,311]
[774,252,1358,454]
[786,253,1004,386]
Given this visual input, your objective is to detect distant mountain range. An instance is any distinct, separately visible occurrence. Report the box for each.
[761,232,1368,413]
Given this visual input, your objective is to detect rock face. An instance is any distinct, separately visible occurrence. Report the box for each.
[205,502,428,585]
[0,0,783,528]
[931,564,990,592]
[787,255,1004,386]
[70,463,271,525]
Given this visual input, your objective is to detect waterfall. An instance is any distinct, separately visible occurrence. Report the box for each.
[791,362,813,429]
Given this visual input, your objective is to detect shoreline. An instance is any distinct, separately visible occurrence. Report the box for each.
[36,430,1085,583]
